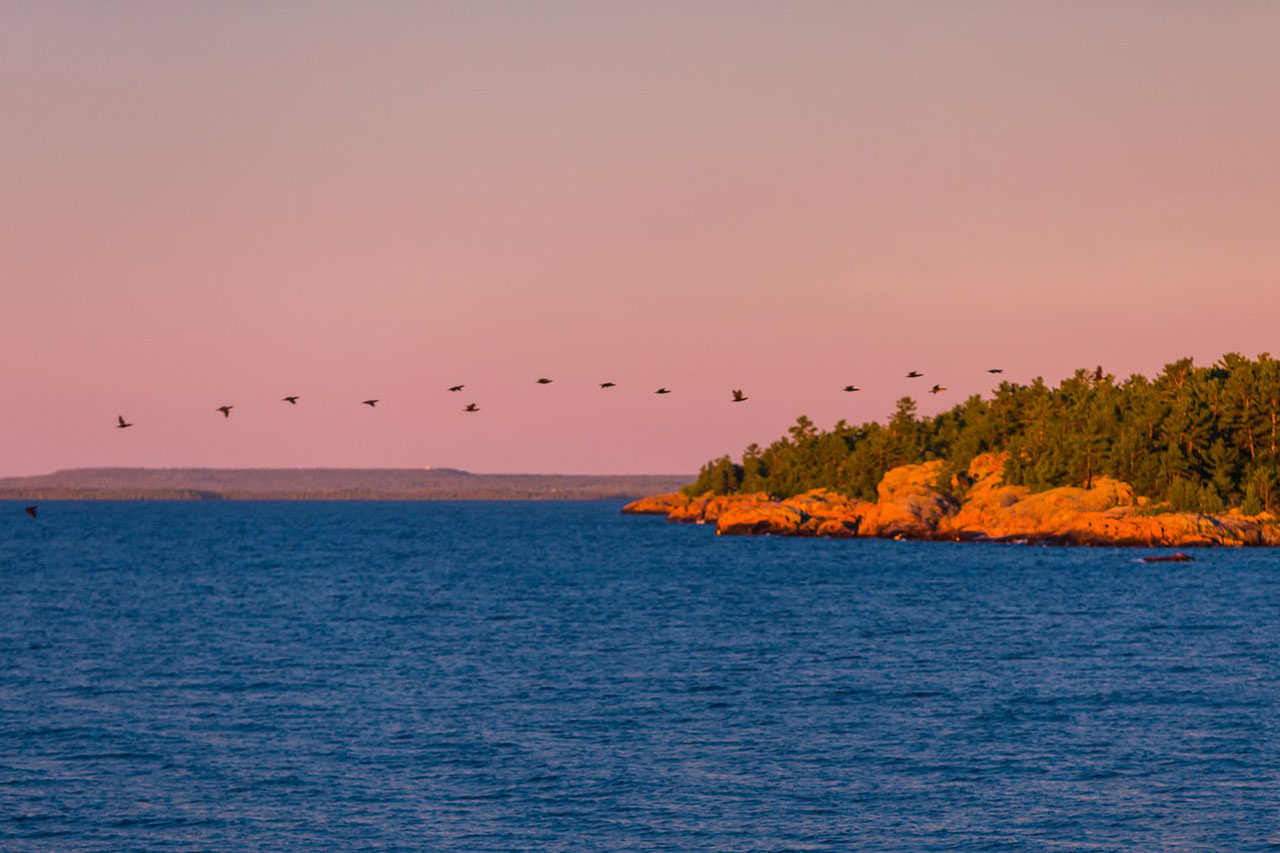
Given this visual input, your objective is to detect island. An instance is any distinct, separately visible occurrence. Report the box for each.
[625,354,1280,547]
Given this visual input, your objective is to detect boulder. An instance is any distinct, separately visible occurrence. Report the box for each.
[783,489,871,527]
[667,492,769,524]
[946,453,1140,542]
[621,492,691,515]
[716,502,805,536]
[860,460,960,538]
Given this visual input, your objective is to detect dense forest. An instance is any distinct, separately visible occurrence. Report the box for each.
[686,354,1280,514]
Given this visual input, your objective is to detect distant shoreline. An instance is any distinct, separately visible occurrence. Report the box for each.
[0,491,676,501]
[0,468,692,502]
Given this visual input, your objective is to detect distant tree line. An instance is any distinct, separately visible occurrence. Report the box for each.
[0,471,691,502]
[685,354,1280,514]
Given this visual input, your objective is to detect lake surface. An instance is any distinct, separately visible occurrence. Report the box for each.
[3,501,1280,851]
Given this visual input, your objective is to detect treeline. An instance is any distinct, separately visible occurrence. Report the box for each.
[0,488,661,501]
[0,470,693,501]
[686,354,1280,514]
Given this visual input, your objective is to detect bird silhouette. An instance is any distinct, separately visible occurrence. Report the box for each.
[448,385,464,392]
[362,399,379,407]
[842,385,861,392]
[987,368,1003,374]
[655,387,671,394]
[116,415,132,429]
[906,371,923,378]
[464,403,479,412]
[536,378,553,385]
[599,382,616,388]
[282,396,299,404]
[24,505,37,519]
[929,384,946,395]
[731,389,747,402]
[216,405,233,418]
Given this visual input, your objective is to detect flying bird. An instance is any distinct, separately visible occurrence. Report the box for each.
[463,403,479,412]
[731,389,747,402]
[655,387,671,394]
[362,399,379,407]
[282,396,299,404]
[536,378,553,385]
[906,371,923,378]
[929,384,947,395]
[448,385,464,392]
[24,506,37,519]
[987,368,1003,374]
[216,405,233,418]
[599,382,616,388]
[842,385,861,392]
[116,415,132,429]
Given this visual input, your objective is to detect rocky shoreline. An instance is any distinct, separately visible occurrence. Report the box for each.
[623,453,1280,547]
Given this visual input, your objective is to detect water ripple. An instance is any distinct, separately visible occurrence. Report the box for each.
[2,501,1280,849]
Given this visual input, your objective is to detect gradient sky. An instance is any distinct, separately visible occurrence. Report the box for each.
[4,2,1279,475]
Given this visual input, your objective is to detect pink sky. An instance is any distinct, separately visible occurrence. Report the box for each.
[3,2,1279,476]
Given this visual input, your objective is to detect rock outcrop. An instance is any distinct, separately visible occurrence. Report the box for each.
[623,452,1280,547]
[716,503,806,536]
[940,452,1278,546]
[666,492,771,524]
[858,460,960,538]
[621,492,692,515]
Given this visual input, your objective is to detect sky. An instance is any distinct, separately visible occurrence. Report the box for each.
[3,1,1279,476]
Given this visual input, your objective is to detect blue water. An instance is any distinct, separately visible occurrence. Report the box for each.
[3,501,1280,850]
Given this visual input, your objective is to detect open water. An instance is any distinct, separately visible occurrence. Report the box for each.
[2,500,1280,851]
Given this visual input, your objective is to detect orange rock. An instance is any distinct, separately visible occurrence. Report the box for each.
[621,492,691,515]
[666,492,769,524]
[813,518,859,538]
[860,460,959,538]
[783,489,871,526]
[666,494,711,522]
[626,458,1280,546]
[946,464,1138,542]
[966,452,1007,483]
[876,460,951,501]
[716,502,805,536]
[706,493,770,522]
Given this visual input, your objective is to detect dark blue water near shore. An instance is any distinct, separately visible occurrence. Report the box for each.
[3,501,1280,850]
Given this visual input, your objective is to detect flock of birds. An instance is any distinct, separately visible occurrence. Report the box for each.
[103,369,1010,431]
[17,368,1010,520]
